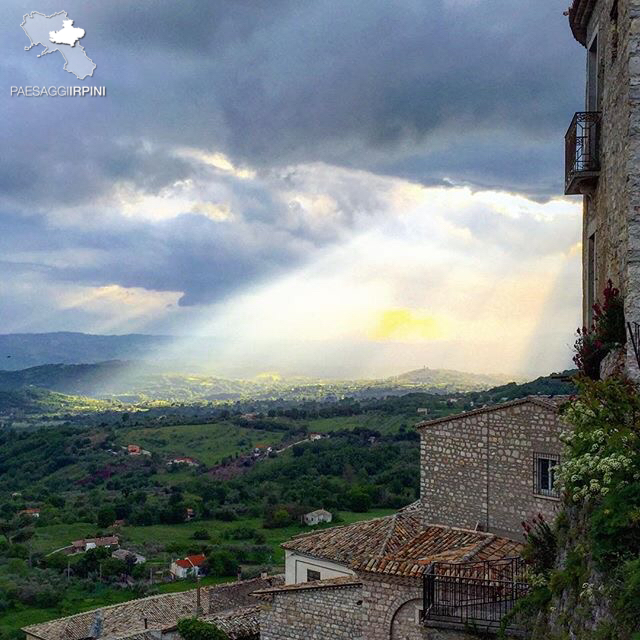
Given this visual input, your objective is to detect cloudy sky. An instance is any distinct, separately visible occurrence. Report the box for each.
[0,1,586,378]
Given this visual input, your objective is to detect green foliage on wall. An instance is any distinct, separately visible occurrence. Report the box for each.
[176,618,229,640]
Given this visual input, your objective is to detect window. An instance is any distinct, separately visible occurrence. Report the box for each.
[533,453,561,498]
[306,569,321,582]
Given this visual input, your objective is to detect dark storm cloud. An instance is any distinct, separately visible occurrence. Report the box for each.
[89,0,582,195]
[2,0,584,313]
[5,0,584,200]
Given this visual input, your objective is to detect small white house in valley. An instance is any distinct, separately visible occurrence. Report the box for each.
[170,553,206,579]
[302,509,332,526]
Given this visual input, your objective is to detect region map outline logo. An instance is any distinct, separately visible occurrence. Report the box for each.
[12,9,106,97]
[21,9,96,80]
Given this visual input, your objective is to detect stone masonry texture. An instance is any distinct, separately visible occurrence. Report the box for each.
[359,574,508,640]
[259,583,363,640]
[579,0,640,377]
[260,578,494,640]
[418,401,565,537]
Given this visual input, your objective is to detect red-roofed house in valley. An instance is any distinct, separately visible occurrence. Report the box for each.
[170,554,207,579]
[19,508,40,518]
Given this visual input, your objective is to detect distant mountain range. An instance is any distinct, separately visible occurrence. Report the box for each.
[0,332,174,370]
[393,366,513,388]
[0,361,514,402]
[0,332,516,401]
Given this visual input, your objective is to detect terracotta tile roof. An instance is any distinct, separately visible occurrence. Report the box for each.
[175,554,206,569]
[416,395,570,429]
[208,575,284,613]
[22,576,284,640]
[200,605,261,638]
[253,576,362,596]
[23,588,208,640]
[354,524,524,578]
[281,511,424,565]
[568,0,597,45]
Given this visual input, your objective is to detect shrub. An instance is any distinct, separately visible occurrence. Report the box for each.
[177,619,229,640]
[573,280,625,379]
[347,489,371,512]
[225,526,256,540]
[557,377,640,504]
[616,558,640,632]
[590,481,640,567]
[206,549,237,577]
[521,514,557,576]
[191,529,211,540]
[97,506,117,528]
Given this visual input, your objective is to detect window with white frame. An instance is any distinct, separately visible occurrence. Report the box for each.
[533,452,561,498]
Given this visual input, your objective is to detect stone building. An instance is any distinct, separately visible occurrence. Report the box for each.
[566,0,640,374]
[258,523,523,640]
[302,508,332,526]
[417,396,568,538]
[257,395,567,639]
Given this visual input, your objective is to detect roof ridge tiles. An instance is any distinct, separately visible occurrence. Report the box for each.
[416,395,570,429]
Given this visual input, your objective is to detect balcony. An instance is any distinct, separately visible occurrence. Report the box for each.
[565,111,601,195]
[422,558,529,632]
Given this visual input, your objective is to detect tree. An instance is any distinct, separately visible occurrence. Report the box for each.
[206,549,237,577]
[97,506,117,528]
[0,514,34,545]
[177,619,229,640]
[348,489,371,512]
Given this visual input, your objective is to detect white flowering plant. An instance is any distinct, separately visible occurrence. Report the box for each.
[557,377,640,503]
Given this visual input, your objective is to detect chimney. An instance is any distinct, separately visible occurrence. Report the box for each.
[89,610,104,639]
[260,571,268,580]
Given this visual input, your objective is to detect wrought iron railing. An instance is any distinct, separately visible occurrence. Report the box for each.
[628,322,640,371]
[423,558,529,628]
[565,111,601,195]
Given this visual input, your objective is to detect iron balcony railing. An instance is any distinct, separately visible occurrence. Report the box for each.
[565,111,601,195]
[423,558,529,629]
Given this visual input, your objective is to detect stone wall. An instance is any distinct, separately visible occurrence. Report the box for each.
[582,0,630,325]
[625,0,640,379]
[359,573,501,640]
[259,583,363,640]
[579,0,640,379]
[418,401,564,537]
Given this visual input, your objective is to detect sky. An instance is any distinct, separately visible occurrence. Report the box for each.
[0,1,586,379]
